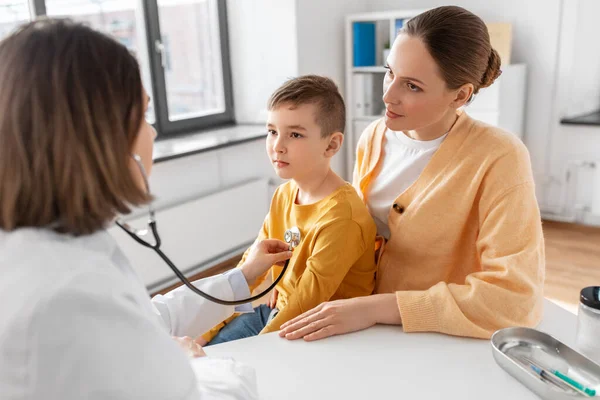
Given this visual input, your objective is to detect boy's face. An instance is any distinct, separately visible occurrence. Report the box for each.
[266,103,338,181]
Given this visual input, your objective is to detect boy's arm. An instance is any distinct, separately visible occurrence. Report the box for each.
[261,220,368,334]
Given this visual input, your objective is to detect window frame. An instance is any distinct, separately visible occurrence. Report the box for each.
[27,0,235,137]
[144,0,234,136]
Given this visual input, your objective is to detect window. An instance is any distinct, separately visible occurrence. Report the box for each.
[148,0,233,134]
[158,0,226,122]
[45,0,157,123]
[6,0,234,135]
[0,1,32,39]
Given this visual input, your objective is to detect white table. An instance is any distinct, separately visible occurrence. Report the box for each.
[199,300,576,399]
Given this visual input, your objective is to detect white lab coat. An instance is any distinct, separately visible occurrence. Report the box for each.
[0,228,258,400]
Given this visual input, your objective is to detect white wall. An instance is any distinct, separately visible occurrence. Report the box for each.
[295,0,368,178]
[295,0,367,95]
[227,0,299,124]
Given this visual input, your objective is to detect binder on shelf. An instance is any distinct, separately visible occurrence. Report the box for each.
[353,73,381,117]
[353,22,376,67]
[363,73,375,115]
[395,19,404,36]
[353,74,366,116]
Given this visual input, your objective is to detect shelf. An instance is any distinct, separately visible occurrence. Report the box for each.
[560,110,600,126]
[353,66,387,73]
[347,9,426,23]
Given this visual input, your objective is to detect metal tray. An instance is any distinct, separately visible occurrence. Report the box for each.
[491,327,600,399]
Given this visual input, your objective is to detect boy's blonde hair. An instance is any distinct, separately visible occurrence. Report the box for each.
[268,75,345,138]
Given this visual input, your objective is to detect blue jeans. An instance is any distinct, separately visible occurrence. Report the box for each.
[207,304,275,346]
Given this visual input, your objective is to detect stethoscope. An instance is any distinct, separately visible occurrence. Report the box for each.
[116,155,300,306]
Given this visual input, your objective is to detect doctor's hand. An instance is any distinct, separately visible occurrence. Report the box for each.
[173,336,206,358]
[240,239,292,285]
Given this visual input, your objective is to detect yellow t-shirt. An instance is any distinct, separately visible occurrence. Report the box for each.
[203,180,377,339]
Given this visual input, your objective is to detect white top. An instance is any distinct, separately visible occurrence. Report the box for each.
[0,228,258,400]
[203,300,577,400]
[367,129,448,238]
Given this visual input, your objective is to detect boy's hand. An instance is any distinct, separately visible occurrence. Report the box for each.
[195,336,209,347]
[267,288,279,309]
[240,239,292,285]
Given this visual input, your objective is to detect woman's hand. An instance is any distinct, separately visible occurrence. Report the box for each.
[240,239,292,285]
[278,297,377,341]
[173,336,206,358]
[278,294,401,341]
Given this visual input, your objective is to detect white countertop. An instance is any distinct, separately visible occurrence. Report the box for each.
[197,299,578,400]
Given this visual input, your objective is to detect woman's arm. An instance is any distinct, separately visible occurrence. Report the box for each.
[278,293,401,341]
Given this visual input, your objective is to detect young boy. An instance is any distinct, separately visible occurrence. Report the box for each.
[202,75,376,345]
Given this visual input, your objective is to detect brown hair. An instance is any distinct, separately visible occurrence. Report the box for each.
[0,18,149,236]
[403,6,502,94]
[268,75,346,138]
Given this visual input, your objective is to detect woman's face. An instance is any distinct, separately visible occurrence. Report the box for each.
[131,90,157,186]
[382,34,467,133]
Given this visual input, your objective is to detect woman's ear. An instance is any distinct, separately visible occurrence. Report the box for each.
[324,132,344,157]
[451,83,474,109]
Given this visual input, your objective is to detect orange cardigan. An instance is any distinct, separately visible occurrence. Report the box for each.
[353,110,545,339]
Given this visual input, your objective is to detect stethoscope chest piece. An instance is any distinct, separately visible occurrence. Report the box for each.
[284,226,301,250]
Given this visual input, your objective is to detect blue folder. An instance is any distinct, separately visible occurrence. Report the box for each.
[395,19,404,36]
[353,22,376,67]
